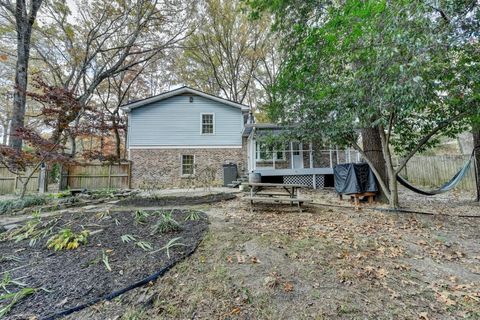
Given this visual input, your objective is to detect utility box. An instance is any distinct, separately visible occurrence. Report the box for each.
[223,163,238,187]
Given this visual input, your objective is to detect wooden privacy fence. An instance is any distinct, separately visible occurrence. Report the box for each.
[59,162,131,191]
[0,166,45,195]
[395,155,477,192]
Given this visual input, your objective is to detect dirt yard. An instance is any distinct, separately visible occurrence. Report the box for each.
[63,189,480,320]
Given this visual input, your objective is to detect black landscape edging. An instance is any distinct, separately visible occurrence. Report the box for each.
[41,237,203,320]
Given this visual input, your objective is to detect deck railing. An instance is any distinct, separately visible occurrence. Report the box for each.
[254,148,361,170]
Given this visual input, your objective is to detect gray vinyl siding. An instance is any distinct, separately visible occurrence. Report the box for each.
[128,95,243,147]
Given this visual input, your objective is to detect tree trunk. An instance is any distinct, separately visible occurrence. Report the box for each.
[114,127,121,161]
[378,126,399,209]
[473,126,480,201]
[8,0,44,151]
[361,127,389,202]
[10,41,29,150]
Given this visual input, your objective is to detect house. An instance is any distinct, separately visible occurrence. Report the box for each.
[123,86,249,188]
[122,86,358,188]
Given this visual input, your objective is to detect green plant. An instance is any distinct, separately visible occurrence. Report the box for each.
[0,272,27,293]
[0,287,35,317]
[0,196,47,215]
[96,210,111,220]
[134,210,150,224]
[152,211,182,234]
[150,237,187,258]
[0,256,22,263]
[184,210,202,221]
[102,250,112,272]
[135,241,153,251]
[0,211,56,246]
[47,229,89,251]
[48,190,71,199]
[121,234,137,243]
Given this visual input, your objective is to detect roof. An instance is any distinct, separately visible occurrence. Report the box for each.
[242,123,286,137]
[121,86,250,112]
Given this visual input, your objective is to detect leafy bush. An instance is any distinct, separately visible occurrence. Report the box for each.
[47,229,89,251]
[152,211,182,234]
[0,196,47,215]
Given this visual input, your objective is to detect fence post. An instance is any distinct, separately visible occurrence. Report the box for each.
[38,163,47,193]
[108,164,112,189]
[58,165,68,191]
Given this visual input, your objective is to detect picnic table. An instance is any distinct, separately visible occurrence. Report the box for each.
[242,182,312,212]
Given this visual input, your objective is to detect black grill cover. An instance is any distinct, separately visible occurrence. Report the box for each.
[334,163,378,194]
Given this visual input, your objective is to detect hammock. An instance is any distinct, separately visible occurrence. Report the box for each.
[396,151,475,196]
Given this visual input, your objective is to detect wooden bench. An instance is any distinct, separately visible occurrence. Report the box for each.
[244,196,312,212]
[254,192,293,197]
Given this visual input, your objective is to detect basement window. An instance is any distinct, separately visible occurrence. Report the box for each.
[181,155,195,175]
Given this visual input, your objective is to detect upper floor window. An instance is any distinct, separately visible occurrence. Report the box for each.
[201,113,214,134]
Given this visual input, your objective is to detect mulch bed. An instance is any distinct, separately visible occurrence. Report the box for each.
[0,208,209,319]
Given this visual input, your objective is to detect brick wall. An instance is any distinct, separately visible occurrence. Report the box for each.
[130,148,246,188]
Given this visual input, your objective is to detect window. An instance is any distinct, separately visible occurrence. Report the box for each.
[276,149,285,160]
[256,142,285,161]
[256,142,269,160]
[201,113,214,134]
[181,155,195,175]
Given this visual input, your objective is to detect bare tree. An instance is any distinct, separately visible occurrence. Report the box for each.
[32,0,193,156]
[176,0,272,105]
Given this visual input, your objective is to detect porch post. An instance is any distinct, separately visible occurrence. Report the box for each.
[309,142,313,168]
[252,139,256,171]
[329,146,333,168]
[290,142,294,169]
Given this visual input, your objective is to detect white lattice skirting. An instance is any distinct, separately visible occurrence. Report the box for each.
[283,174,325,189]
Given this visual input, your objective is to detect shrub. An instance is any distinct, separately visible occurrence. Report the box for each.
[0,196,47,215]
[152,211,182,234]
[47,229,89,251]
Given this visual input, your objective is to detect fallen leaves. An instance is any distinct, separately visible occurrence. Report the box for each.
[283,282,294,292]
[226,253,260,265]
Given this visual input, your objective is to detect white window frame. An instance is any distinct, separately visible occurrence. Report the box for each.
[200,113,215,135]
[255,141,286,161]
[181,154,195,176]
